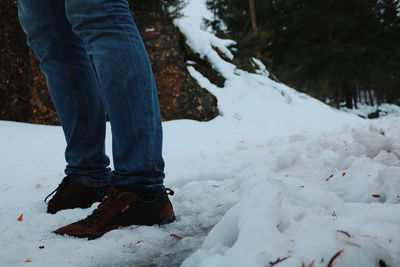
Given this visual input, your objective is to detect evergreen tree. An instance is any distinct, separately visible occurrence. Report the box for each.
[207,0,400,108]
[369,0,400,104]
[205,0,272,70]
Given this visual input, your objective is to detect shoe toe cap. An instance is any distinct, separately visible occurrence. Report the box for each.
[53,224,99,240]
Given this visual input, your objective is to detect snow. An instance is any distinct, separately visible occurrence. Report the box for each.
[1,0,400,266]
[180,119,400,267]
[341,103,400,119]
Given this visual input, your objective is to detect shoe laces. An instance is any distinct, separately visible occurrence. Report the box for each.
[76,188,175,227]
[77,190,121,227]
[44,177,71,204]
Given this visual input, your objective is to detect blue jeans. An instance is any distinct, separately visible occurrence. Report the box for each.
[18,0,165,198]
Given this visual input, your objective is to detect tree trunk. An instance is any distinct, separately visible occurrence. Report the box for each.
[353,87,358,109]
[344,84,353,109]
[249,0,258,33]
[368,88,375,106]
[0,1,33,123]
[248,0,262,58]
[0,0,60,124]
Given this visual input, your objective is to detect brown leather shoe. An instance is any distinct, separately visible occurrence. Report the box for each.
[53,186,175,240]
[45,176,107,214]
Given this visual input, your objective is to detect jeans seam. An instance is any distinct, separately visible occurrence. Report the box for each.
[103,0,151,164]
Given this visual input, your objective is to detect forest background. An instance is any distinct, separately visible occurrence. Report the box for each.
[1,0,399,124]
[207,0,400,110]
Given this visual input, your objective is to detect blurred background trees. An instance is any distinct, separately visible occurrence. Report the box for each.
[1,0,399,124]
[0,0,56,123]
[0,0,218,124]
[206,0,400,109]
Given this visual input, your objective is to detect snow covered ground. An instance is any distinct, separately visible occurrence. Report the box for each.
[1,0,400,266]
[341,103,400,119]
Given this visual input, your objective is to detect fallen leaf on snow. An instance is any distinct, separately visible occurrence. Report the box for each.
[268,256,290,266]
[17,214,24,221]
[336,230,351,238]
[327,250,344,267]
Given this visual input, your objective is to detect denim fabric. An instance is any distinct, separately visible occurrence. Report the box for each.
[18,0,165,198]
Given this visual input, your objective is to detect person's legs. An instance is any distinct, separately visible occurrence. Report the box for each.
[64,0,166,199]
[18,0,111,186]
[18,0,174,237]
[52,0,175,239]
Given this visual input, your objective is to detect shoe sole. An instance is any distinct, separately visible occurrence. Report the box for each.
[59,213,177,240]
